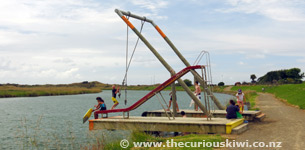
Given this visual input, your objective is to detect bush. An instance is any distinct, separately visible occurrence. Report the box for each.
[175,79,193,87]
[218,82,225,86]
[184,79,193,87]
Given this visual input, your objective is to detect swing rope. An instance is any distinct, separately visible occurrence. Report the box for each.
[122,15,146,105]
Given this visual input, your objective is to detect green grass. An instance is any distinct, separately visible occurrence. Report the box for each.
[104,132,223,150]
[231,83,305,109]
[231,85,266,92]
[0,85,101,98]
[0,81,200,98]
[244,91,258,110]
[212,86,227,93]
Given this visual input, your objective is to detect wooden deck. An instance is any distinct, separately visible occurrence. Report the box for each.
[142,109,263,121]
[89,116,244,134]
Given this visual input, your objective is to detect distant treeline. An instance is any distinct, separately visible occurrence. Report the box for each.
[258,68,304,84]
[0,81,109,88]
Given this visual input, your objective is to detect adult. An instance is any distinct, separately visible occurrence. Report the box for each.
[226,100,240,119]
[111,85,120,110]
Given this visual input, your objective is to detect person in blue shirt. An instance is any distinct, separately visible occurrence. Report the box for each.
[226,100,240,119]
[94,97,107,119]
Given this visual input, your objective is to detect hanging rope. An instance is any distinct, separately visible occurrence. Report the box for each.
[122,15,130,104]
[122,16,146,105]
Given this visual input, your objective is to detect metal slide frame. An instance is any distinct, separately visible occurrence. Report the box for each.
[96,65,205,115]
[115,9,224,110]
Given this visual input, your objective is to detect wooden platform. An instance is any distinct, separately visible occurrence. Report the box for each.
[142,109,263,121]
[89,116,244,134]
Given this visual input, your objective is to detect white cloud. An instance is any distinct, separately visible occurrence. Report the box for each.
[130,0,169,12]
[220,0,305,22]
[0,0,119,25]
[297,58,305,63]
[174,27,305,58]
[128,0,169,20]
[246,54,266,59]
[0,0,304,85]
[238,61,245,65]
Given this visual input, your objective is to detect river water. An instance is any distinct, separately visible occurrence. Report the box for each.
[0,90,235,149]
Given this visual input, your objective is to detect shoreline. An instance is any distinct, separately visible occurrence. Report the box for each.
[0,85,231,99]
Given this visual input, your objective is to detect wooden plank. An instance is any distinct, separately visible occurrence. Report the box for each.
[142,109,261,121]
[89,116,244,134]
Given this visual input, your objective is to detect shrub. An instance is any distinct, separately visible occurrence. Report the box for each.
[218,82,225,86]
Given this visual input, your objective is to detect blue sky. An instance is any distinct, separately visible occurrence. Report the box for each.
[0,0,305,85]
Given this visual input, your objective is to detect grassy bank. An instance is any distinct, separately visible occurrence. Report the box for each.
[243,91,258,110]
[0,82,193,98]
[211,86,226,93]
[105,132,223,150]
[0,85,101,98]
[211,86,258,110]
[231,83,305,109]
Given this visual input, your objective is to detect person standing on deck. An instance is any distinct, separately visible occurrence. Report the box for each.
[194,81,201,111]
[111,85,120,110]
[236,89,246,113]
[167,92,179,112]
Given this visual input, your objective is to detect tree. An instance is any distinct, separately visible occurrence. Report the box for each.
[242,81,249,85]
[218,82,225,86]
[250,74,257,83]
[184,79,193,87]
[258,68,304,84]
[175,79,193,87]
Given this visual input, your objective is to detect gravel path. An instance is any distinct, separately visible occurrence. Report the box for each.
[232,93,305,149]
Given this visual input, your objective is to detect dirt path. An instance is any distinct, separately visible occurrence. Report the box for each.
[232,93,305,149]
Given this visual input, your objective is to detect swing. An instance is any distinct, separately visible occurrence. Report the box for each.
[121,14,146,105]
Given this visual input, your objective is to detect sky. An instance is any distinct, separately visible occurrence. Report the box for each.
[1,0,305,85]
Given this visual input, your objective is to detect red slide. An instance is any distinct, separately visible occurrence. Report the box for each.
[96,65,204,114]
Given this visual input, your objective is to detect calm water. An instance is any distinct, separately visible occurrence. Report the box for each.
[0,90,234,149]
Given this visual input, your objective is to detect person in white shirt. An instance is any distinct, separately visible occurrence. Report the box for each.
[236,89,246,112]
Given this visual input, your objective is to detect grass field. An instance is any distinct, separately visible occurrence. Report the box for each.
[0,82,194,98]
[231,83,305,109]
[104,132,223,150]
[0,85,101,98]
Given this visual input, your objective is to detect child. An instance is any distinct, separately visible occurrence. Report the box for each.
[167,92,179,112]
[94,97,108,119]
[236,89,246,113]
[194,81,201,111]
[181,111,189,135]
[111,85,120,110]
[181,111,187,118]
